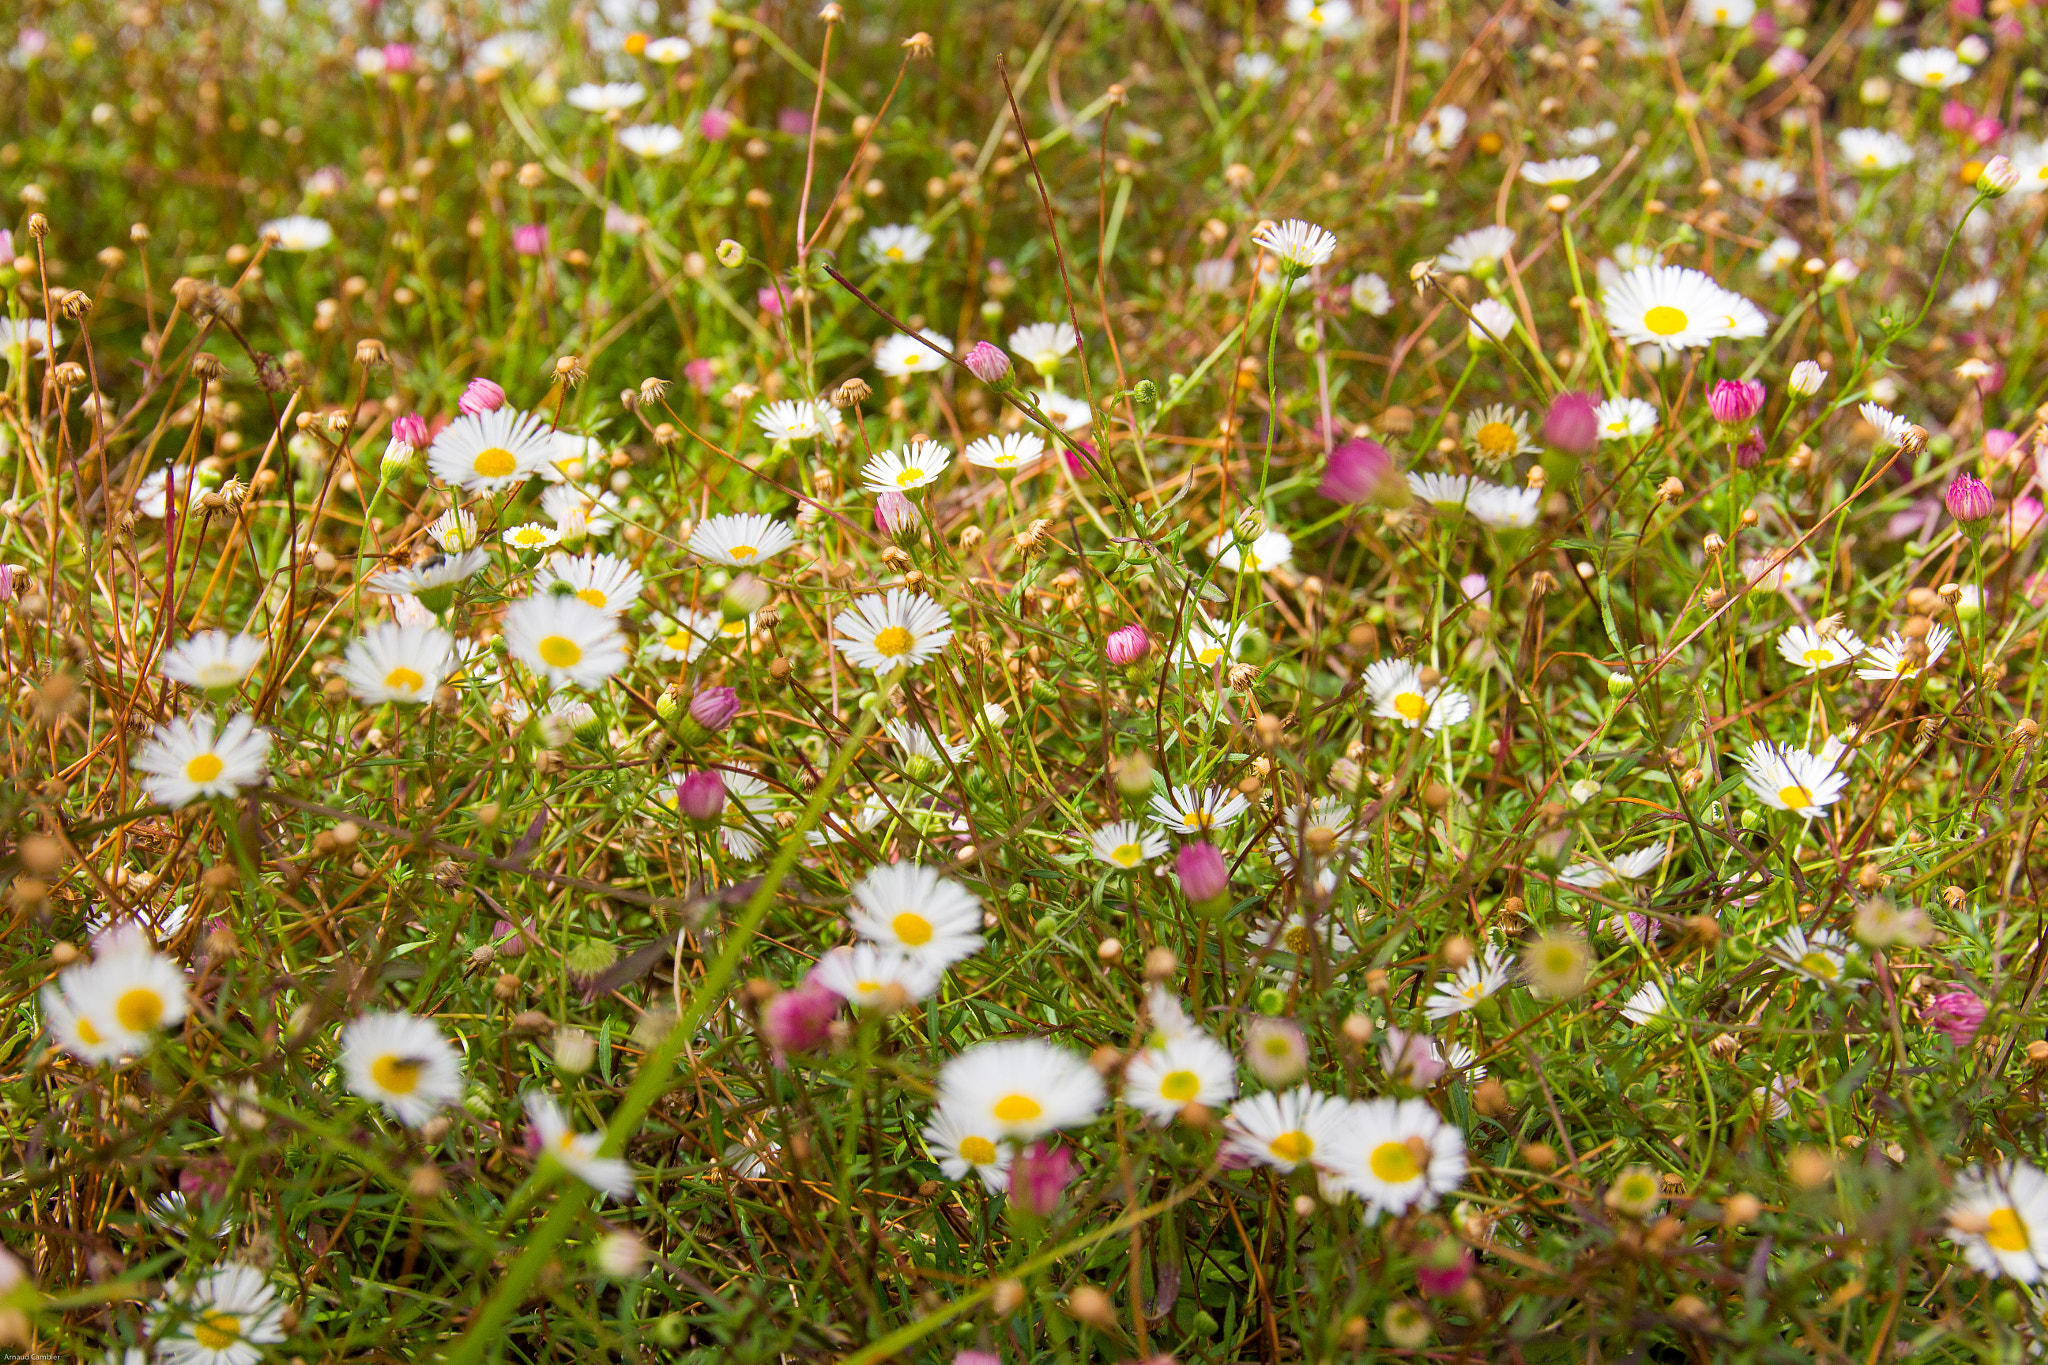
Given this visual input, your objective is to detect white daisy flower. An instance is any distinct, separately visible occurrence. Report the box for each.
[847,862,984,968]
[1233,51,1282,84]
[1408,105,1467,154]
[259,215,332,251]
[1595,396,1660,441]
[1147,783,1250,834]
[1284,0,1355,30]
[1619,979,1670,1026]
[874,329,952,378]
[1738,737,1850,818]
[1467,298,1518,345]
[1896,46,1971,88]
[133,712,271,808]
[566,81,647,112]
[1424,946,1512,1021]
[341,623,455,705]
[935,1038,1106,1140]
[1124,1030,1238,1124]
[1856,625,1953,681]
[1221,1086,1350,1172]
[473,31,545,71]
[427,407,556,493]
[616,123,684,157]
[0,315,61,359]
[861,224,935,264]
[1468,482,1541,529]
[1181,615,1253,669]
[884,717,973,775]
[1520,156,1600,187]
[1265,799,1358,872]
[716,768,779,860]
[861,439,953,494]
[1733,159,1796,201]
[1758,236,1802,272]
[1252,218,1337,270]
[1951,1162,2048,1281]
[535,552,645,616]
[152,1262,287,1365]
[963,432,1047,474]
[540,482,623,537]
[364,549,490,603]
[1407,471,1475,511]
[502,593,630,690]
[40,927,190,1063]
[1558,843,1669,890]
[338,1011,465,1128]
[1777,623,1865,672]
[1465,405,1538,463]
[539,432,606,484]
[503,521,562,552]
[688,512,797,567]
[1837,128,1913,174]
[158,631,266,693]
[1328,1097,1468,1217]
[1741,550,1819,593]
[523,1091,635,1198]
[1947,279,2000,315]
[1033,388,1095,432]
[1601,264,1759,350]
[751,399,836,441]
[1688,0,1754,24]
[427,508,478,552]
[1435,225,1516,276]
[1859,401,1916,450]
[1350,271,1393,315]
[1088,820,1169,870]
[644,36,693,62]
[1007,321,1078,374]
[1769,925,1851,986]
[832,589,954,672]
[2009,141,2048,198]
[922,1104,1013,1191]
[1362,658,1472,733]
[643,612,715,664]
[1207,527,1294,575]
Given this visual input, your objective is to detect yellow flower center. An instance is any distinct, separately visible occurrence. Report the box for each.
[1925,70,1944,83]
[1268,1130,1313,1163]
[1198,646,1225,666]
[184,753,225,783]
[1474,422,1517,457]
[514,529,547,545]
[1369,1140,1421,1183]
[959,1135,998,1165]
[891,911,934,946]
[871,625,914,657]
[1989,1207,2031,1252]
[575,588,609,610]
[884,246,904,261]
[895,468,925,487]
[472,446,518,479]
[854,980,880,995]
[665,632,692,651]
[1283,925,1314,954]
[384,666,425,693]
[728,544,757,561]
[116,987,165,1032]
[1183,809,1214,829]
[719,620,746,639]
[1801,648,1834,665]
[77,1015,103,1044]
[372,1054,423,1094]
[992,1093,1043,1124]
[902,353,923,367]
[1394,692,1428,721]
[538,635,583,667]
[1778,784,1813,810]
[1800,952,1839,980]
[1111,842,1144,867]
[1643,305,1688,337]
[193,1311,243,1351]
[1159,1070,1201,1102]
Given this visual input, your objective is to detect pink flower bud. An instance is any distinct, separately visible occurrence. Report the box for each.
[1923,988,1986,1045]
[1008,1141,1077,1218]
[875,490,920,537]
[955,1352,1002,1365]
[1543,391,1600,454]
[1416,1241,1474,1298]
[964,341,1012,385]
[458,378,507,415]
[491,920,530,956]
[1064,438,1101,479]
[1946,471,1994,525]
[777,107,812,137]
[1765,45,1806,78]
[676,771,727,822]
[512,223,548,257]
[391,412,429,448]
[683,358,717,394]
[1941,99,1976,133]
[757,285,788,317]
[1951,0,1984,19]
[1970,116,2005,148]
[1734,428,1766,469]
[1105,624,1151,666]
[1318,436,1399,504]
[0,563,16,602]
[1707,378,1766,426]
[690,686,741,732]
[381,42,416,72]
[700,106,735,141]
[1984,428,2019,461]
[761,979,840,1058]
[1379,1027,1445,1089]
[1175,841,1230,908]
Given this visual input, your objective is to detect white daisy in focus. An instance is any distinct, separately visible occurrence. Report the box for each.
[1147,783,1250,834]
[1088,821,1169,870]
[1435,225,1516,275]
[883,717,972,774]
[338,1011,465,1128]
[132,712,271,808]
[847,862,984,968]
[1951,1162,2048,1281]
[1465,405,1539,463]
[1252,218,1337,271]
[1181,615,1252,670]
[1424,946,1512,1020]
[751,399,836,441]
[1595,396,1660,441]
[159,631,266,693]
[1738,737,1850,818]
[0,316,62,359]
[1329,1097,1468,1218]
[832,589,954,672]
[1768,925,1852,986]
[341,622,455,705]
[535,551,646,616]
[1859,401,1916,450]
[428,508,478,552]
[1362,658,1472,733]
[259,215,333,251]
[1777,623,1865,672]
[1558,843,1669,891]
[935,1038,1106,1140]
[1601,264,1758,350]
[964,432,1047,474]
[524,1091,637,1199]
[151,1262,287,1365]
[1741,550,1818,593]
[688,512,797,567]
[501,593,630,690]
[862,224,934,265]
[1207,527,1293,575]
[1856,625,1953,681]
[922,1105,1013,1191]
[427,407,556,493]
[1220,1086,1349,1173]
[1124,1029,1238,1124]
[504,522,562,552]
[861,440,953,494]
[364,550,490,603]
[566,81,647,112]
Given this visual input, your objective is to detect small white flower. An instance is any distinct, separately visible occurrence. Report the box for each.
[617,123,684,157]
[1620,979,1670,1026]
[1124,1029,1238,1124]
[1221,1086,1350,1173]
[1856,625,1954,681]
[963,431,1047,473]
[922,1104,1014,1191]
[1688,0,1754,25]
[339,1011,465,1128]
[688,512,797,566]
[832,589,954,672]
[1896,46,1971,89]
[1733,159,1796,201]
[1362,659,1472,733]
[566,81,647,112]
[1350,272,1393,315]
[152,1262,288,1365]
[1467,298,1518,345]
[1436,226,1516,276]
[846,862,984,969]
[874,329,952,378]
[751,399,837,441]
[524,1091,637,1199]
[534,551,646,616]
[1252,218,1337,271]
[502,593,630,690]
[1328,1097,1467,1218]
[861,440,953,494]
[811,943,943,1008]
[1207,527,1293,575]
[159,631,266,692]
[1147,783,1250,834]
[259,215,333,251]
[132,712,271,808]
[341,623,455,705]
[1007,321,1078,374]
[1769,925,1852,986]
[1595,396,1660,441]
[1088,820,1169,869]
[1777,623,1865,672]
[1467,482,1541,529]
[1424,946,1512,1020]
[1520,155,1601,187]
[1837,128,1913,174]
[861,224,935,264]
[935,1038,1106,1140]
[427,408,557,493]
[1738,737,1850,817]
[1950,1162,2048,1281]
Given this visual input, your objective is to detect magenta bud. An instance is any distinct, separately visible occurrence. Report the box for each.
[1105,624,1151,666]
[875,490,921,537]
[1416,1241,1474,1298]
[1969,115,2004,147]
[1318,436,1400,504]
[1946,471,1994,525]
[458,378,507,415]
[1941,99,1975,133]
[1008,1141,1077,1218]
[700,106,735,141]
[0,563,16,603]
[964,341,1012,385]
[690,686,741,732]
[382,42,416,72]
[761,979,840,1058]
[1175,841,1230,910]
[955,1353,1002,1365]
[1064,439,1100,479]
[1707,378,1766,426]
[676,770,727,823]
[1542,391,1600,454]
[491,920,530,956]
[391,412,429,447]
[684,358,717,394]
[1923,988,1987,1045]
[1734,428,1766,469]
[512,223,548,257]
[1985,429,2019,461]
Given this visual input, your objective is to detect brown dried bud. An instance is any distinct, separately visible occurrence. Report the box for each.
[836,377,872,406]
[354,338,390,367]
[901,31,934,57]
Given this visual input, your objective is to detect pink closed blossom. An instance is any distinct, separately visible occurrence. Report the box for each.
[391,412,429,448]
[1707,378,1766,426]
[512,223,548,257]
[964,341,1011,385]
[683,358,717,394]
[381,42,416,72]
[875,490,920,537]
[1105,624,1151,666]
[458,378,507,415]
[1008,1141,1077,1218]
[1923,988,1987,1045]
[700,106,735,141]
[1416,1241,1474,1298]
[1945,471,1994,525]
[761,979,840,1058]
